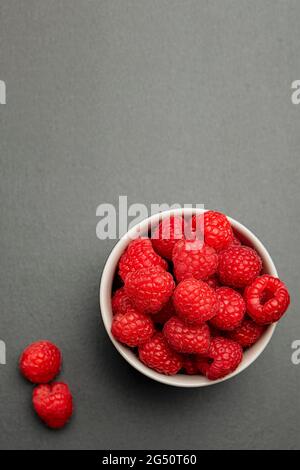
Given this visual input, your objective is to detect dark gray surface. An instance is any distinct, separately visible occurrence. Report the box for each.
[0,0,300,450]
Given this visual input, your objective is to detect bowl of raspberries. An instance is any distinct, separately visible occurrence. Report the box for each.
[100,209,290,387]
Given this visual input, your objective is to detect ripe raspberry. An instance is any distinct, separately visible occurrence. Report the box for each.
[19,341,61,384]
[111,287,134,315]
[218,246,262,288]
[196,337,243,380]
[210,287,246,331]
[172,239,218,282]
[173,278,219,325]
[118,238,167,282]
[111,308,154,347]
[163,316,210,354]
[152,216,186,260]
[32,382,73,429]
[192,211,234,252]
[182,356,199,375]
[153,299,176,325]
[138,332,183,375]
[125,266,175,314]
[245,275,290,325]
[228,318,265,348]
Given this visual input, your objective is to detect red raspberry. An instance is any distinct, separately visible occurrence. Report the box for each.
[210,287,246,331]
[152,216,186,260]
[245,275,290,325]
[218,246,262,288]
[163,316,210,354]
[111,308,154,347]
[228,318,265,348]
[173,278,219,325]
[182,356,199,375]
[138,332,183,375]
[172,239,218,282]
[118,238,167,282]
[111,287,134,315]
[32,382,73,429]
[153,299,176,325]
[125,266,175,314]
[19,341,61,384]
[196,337,243,381]
[192,211,234,252]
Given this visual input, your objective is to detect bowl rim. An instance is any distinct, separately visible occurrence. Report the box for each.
[100,208,278,387]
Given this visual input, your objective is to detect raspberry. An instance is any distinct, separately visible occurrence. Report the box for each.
[19,341,61,384]
[173,278,219,325]
[228,318,265,348]
[182,356,199,375]
[163,316,210,354]
[153,299,176,325]
[125,266,175,314]
[111,308,154,347]
[210,287,246,331]
[111,287,134,315]
[32,382,73,429]
[196,337,243,380]
[245,275,290,325]
[172,239,218,282]
[192,211,234,252]
[218,246,262,288]
[152,216,186,260]
[118,238,167,282]
[138,332,183,375]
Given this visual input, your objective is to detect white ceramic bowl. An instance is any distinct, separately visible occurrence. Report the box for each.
[100,208,277,387]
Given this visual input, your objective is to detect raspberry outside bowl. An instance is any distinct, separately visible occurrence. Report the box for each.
[100,208,277,387]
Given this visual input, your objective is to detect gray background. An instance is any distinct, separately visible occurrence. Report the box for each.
[0,0,299,450]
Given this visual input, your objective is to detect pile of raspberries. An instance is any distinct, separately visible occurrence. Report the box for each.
[111,211,290,381]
